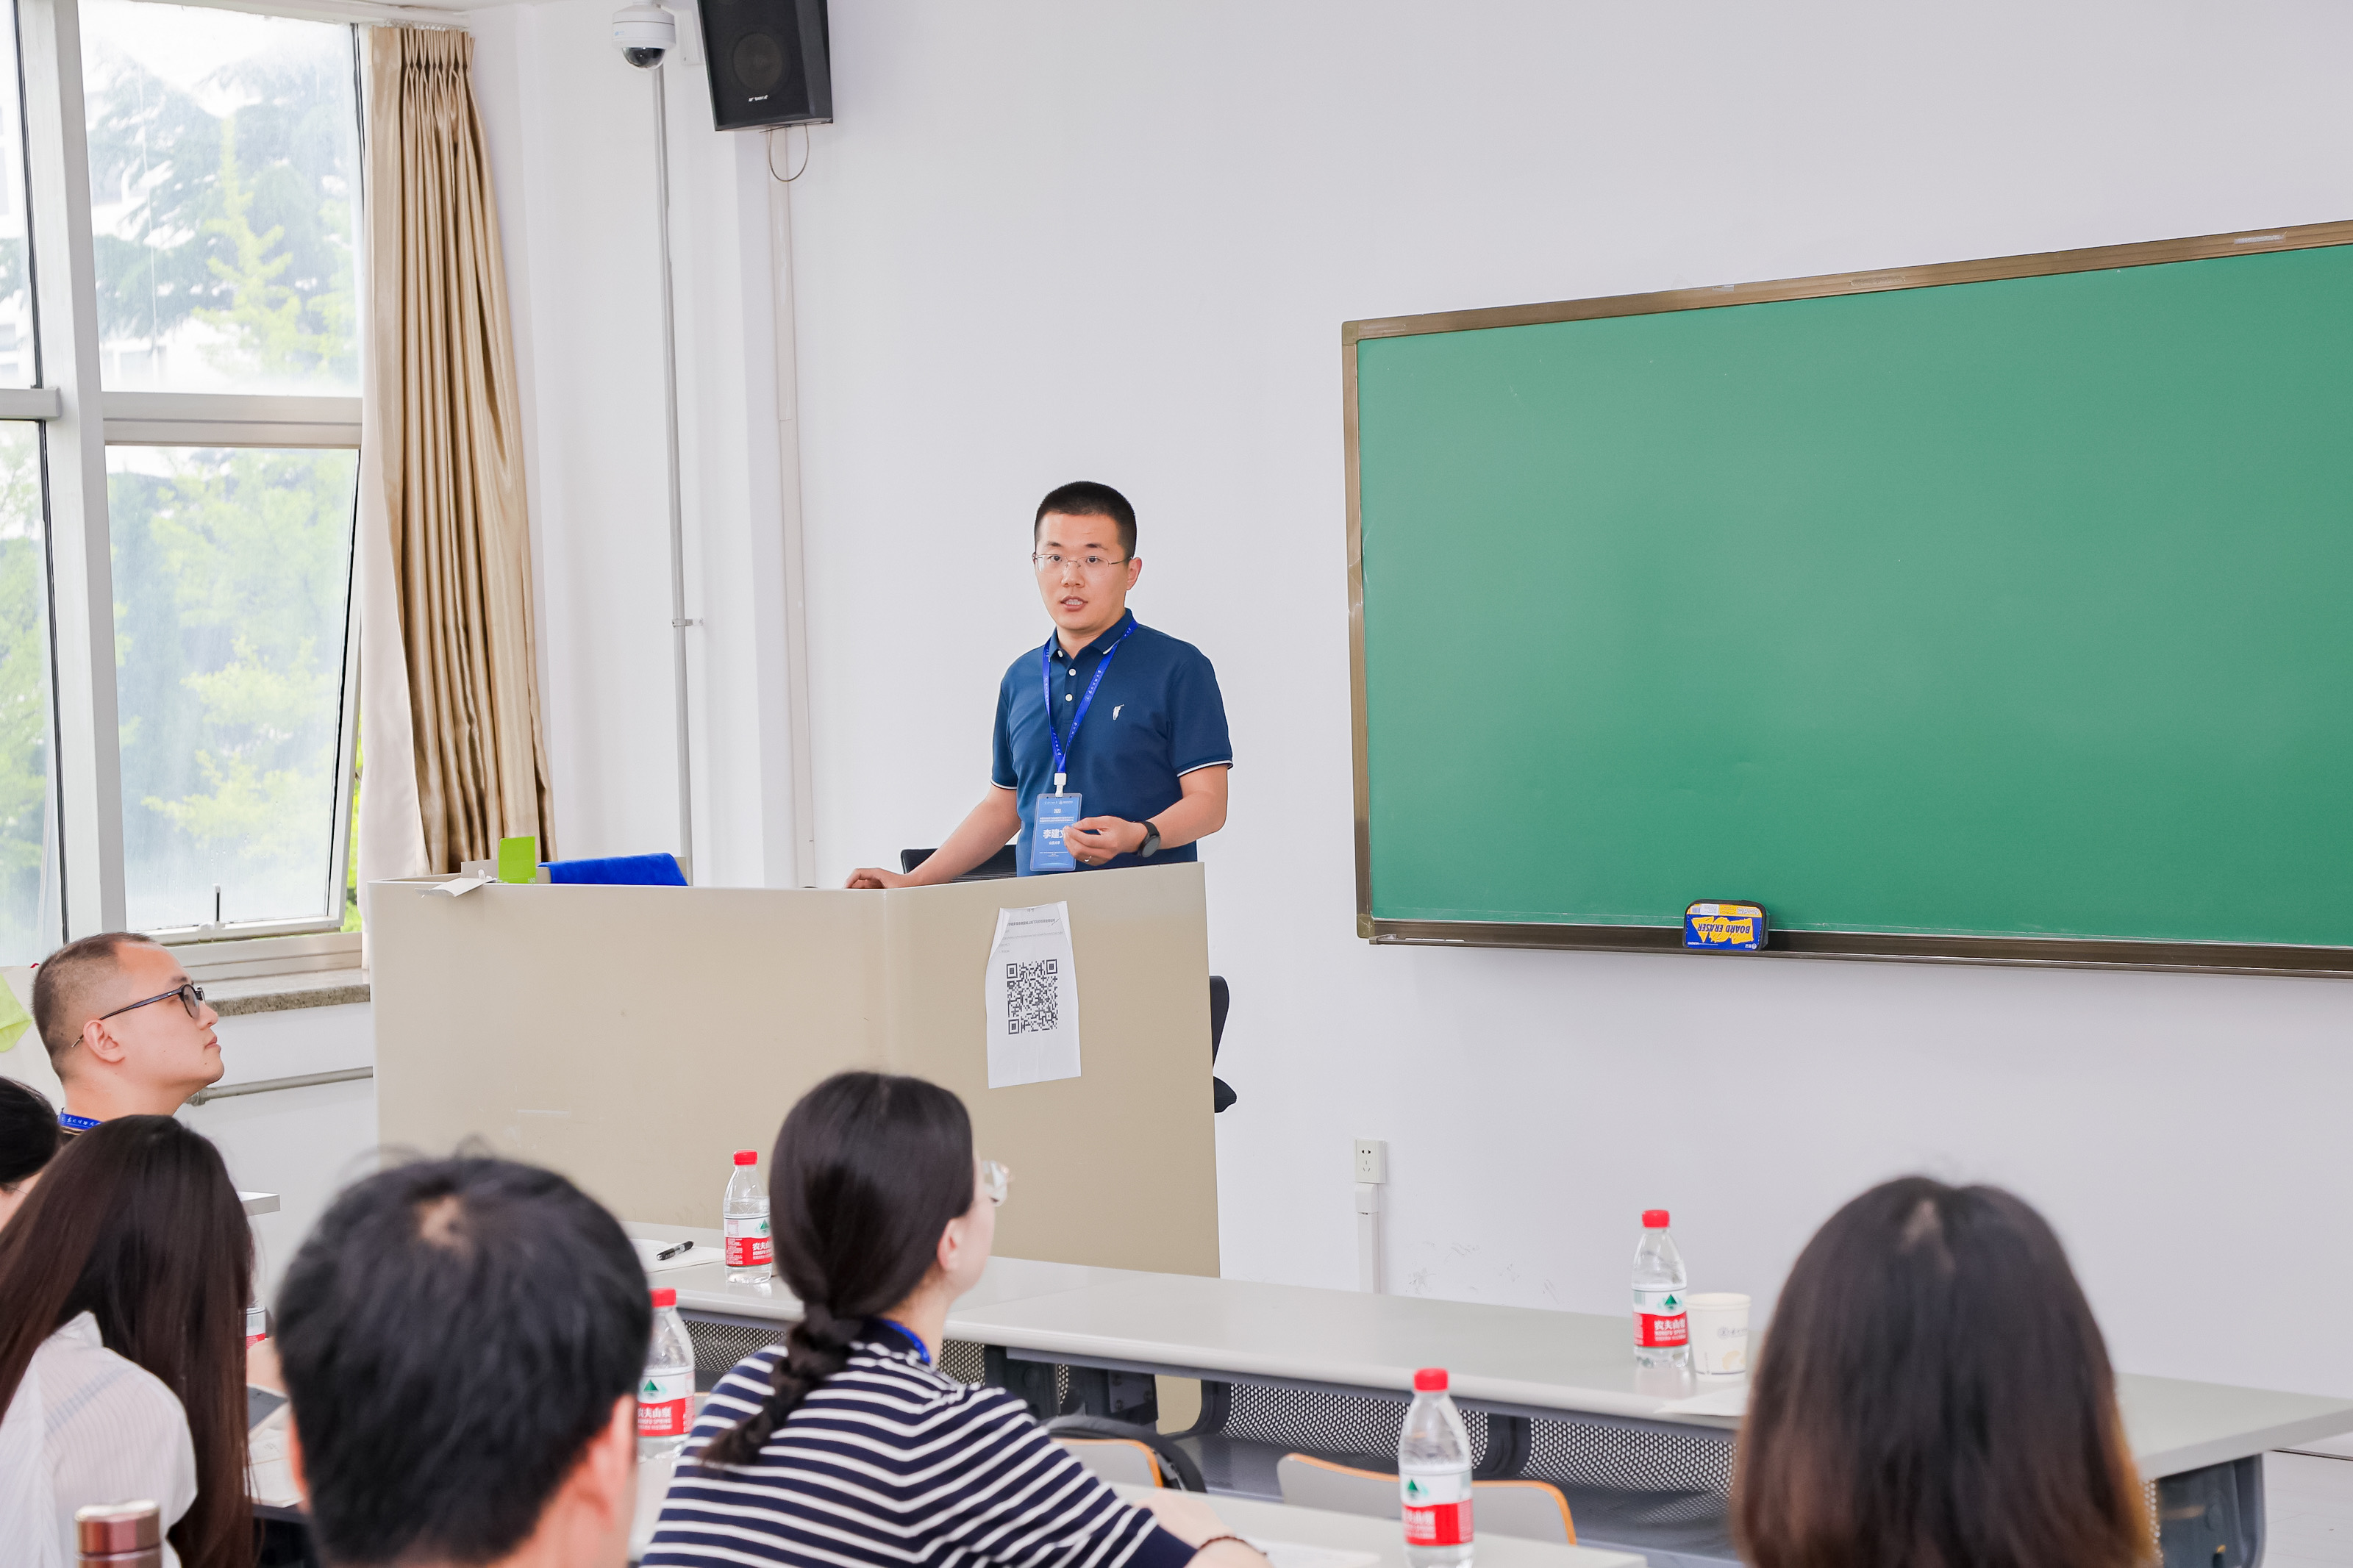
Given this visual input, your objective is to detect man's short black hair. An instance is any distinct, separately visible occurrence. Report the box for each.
[33,931,160,1064]
[274,1156,649,1565]
[1034,481,1137,559]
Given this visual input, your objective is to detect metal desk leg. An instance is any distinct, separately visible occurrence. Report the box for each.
[2158,1455,2264,1567]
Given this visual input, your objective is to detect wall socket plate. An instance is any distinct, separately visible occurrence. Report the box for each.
[1353,1137,1389,1184]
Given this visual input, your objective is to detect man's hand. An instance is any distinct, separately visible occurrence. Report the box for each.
[1065,816,1147,865]
[845,867,913,889]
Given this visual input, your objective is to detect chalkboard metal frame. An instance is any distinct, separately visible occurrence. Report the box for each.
[1343,218,2353,973]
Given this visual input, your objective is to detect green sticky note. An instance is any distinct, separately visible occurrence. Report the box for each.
[496,835,539,884]
[0,975,30,1053]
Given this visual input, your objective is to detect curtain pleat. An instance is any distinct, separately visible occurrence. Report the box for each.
[357,26,554,881]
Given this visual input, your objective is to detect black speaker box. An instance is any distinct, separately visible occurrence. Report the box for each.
[695,0,830,132]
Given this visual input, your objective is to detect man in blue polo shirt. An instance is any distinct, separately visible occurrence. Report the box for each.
[847,482,1231,885]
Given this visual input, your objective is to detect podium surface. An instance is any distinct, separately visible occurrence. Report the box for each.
[371,864,1217,1275]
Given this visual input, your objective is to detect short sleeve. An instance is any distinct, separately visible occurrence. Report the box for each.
[990,673,1018,790]
[1168,649,1233,777]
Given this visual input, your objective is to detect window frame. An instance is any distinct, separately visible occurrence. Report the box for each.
[14,0,366,949]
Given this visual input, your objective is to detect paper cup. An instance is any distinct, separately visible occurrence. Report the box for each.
[1686,1292,1751,1377]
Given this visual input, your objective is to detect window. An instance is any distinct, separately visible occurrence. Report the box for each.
[0,0,364,959]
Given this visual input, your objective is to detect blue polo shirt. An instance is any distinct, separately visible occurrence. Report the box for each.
[991,611,1232,874]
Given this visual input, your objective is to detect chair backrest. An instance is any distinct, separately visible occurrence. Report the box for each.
[1274,1455,1575,1544]
[1057,1436,1167,1488]
[1276,1454,1398,1519]
[901,844,1019,880]
[1471,1479,1576,1545]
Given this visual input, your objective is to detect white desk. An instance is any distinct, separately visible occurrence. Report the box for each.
[640,1228,2353,1568]
[632,1228,2353,1477]
[1110,1485,1644,1568]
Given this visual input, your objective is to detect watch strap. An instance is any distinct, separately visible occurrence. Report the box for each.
[1138,820,1162,859]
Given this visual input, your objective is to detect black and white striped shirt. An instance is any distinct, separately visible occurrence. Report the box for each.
[645,1324,1193,1568]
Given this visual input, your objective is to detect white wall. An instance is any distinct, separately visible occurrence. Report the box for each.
[468,0,2353,1396]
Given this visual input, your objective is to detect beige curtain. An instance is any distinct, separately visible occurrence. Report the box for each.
[356,26,554,884]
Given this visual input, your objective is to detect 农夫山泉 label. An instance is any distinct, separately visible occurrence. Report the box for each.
[1634,1287,1688,1347]
[1402,1468,1473,1547]
[638,1368,693,1437]
[724,1214,772,1268]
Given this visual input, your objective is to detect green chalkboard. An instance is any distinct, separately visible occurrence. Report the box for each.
[1346,224,2353,969]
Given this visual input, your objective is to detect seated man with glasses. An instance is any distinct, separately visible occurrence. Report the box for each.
[847,480,1233,884]
[31,934,222,1133]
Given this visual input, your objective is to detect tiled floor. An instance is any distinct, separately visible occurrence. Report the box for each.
[2265,1452,2353,1566]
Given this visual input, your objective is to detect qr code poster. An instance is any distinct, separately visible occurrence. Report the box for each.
[984,901,1082,1088]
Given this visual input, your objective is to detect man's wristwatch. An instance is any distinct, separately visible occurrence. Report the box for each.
[1137,820,1162,859]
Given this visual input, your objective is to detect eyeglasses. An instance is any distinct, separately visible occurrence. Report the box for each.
[96,981,206,1024]
[1031,552,1132,576]
[980,1159,1012,1206]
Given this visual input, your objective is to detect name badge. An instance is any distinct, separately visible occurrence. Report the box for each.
[1032,793,1082,872]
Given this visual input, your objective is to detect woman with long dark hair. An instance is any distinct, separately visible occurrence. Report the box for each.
[0,1115,255,1568]
[1735,1175,2152,1568]
[0,1074,60,1230]
[647,1071,1265,1568]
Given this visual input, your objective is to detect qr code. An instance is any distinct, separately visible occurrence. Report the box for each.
[1005,959,1059,1035]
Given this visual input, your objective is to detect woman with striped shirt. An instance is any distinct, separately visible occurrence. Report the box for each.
[646,1072,1267,1568]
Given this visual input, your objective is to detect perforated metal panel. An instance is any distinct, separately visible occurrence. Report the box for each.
[1216,1382,1490,1469]
[684,1317,785,1389]
[940,1339,988,1386]
[1524,1415,1733,1497]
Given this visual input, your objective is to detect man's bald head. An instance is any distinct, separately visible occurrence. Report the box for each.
[35,931,163,1070]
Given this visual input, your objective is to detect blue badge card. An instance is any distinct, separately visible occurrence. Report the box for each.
[1685,901,1768,951]
[1031,794,1082,872]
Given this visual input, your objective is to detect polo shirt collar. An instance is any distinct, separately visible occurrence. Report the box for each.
[1053,609,1136,662]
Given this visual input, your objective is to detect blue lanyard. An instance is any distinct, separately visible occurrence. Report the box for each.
[58,1111,99,1133]
[1040,619,1137,792]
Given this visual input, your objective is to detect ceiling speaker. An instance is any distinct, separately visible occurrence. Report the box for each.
[694,0,830,132]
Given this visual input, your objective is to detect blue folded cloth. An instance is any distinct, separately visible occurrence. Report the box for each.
[545,853,688,887]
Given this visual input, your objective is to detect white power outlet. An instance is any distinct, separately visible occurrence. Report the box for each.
[1353,1138,1389,1184]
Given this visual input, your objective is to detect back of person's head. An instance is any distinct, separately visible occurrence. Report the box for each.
[0,1074,59,1225]
[32,930,160,1066]
[702,1072,975,1467]
[1034,480,1138,559]
[274,1156,649,1566]
[1735,1175,2149,1568]
[0,1115,253,1568]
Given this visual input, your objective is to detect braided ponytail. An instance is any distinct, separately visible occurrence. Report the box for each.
[699,1073,975,1469]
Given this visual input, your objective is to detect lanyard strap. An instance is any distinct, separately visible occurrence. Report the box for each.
[1041,619,1138,792]
[58,1111,99,1132]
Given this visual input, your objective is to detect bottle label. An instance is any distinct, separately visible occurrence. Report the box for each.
[638,1367,693,1437]
[1402,1469,1474,1547]
[725,1213,772,1268]
[1634,1286,1688,1347]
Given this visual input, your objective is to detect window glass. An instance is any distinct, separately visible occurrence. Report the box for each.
[81,1,360,395]
[0,12,32,389]
[109,446,357,931]
[0,424,56,959]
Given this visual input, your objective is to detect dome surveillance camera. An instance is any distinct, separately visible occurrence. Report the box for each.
[612,4,676,68]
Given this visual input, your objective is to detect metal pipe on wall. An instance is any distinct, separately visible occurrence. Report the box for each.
[651,66,695,874]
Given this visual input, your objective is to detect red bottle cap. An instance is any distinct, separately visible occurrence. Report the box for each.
[734,1150,757,1165]
[651,1287,677,1308]
[1413,1367,1449,1392]
[1643,1209,1670,1228]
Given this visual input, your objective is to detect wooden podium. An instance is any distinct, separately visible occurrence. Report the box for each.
[369,864,1218,1276]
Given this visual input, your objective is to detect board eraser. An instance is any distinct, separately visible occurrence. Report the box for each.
[1685,901,1768,951]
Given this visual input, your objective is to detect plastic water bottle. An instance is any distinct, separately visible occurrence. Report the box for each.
[724,1149,772,1281]
[1632,1208,1689,1369]
[638,1286,695,1460]
[1399,1367,1474,1568]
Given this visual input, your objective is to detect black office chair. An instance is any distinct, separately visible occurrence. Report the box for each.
[1210,975,1235,1113]
[1045,1413,1207,1492]
[900,844,1018,880]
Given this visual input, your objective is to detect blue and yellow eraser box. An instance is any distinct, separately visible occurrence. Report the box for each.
[1685,901,1768,951]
